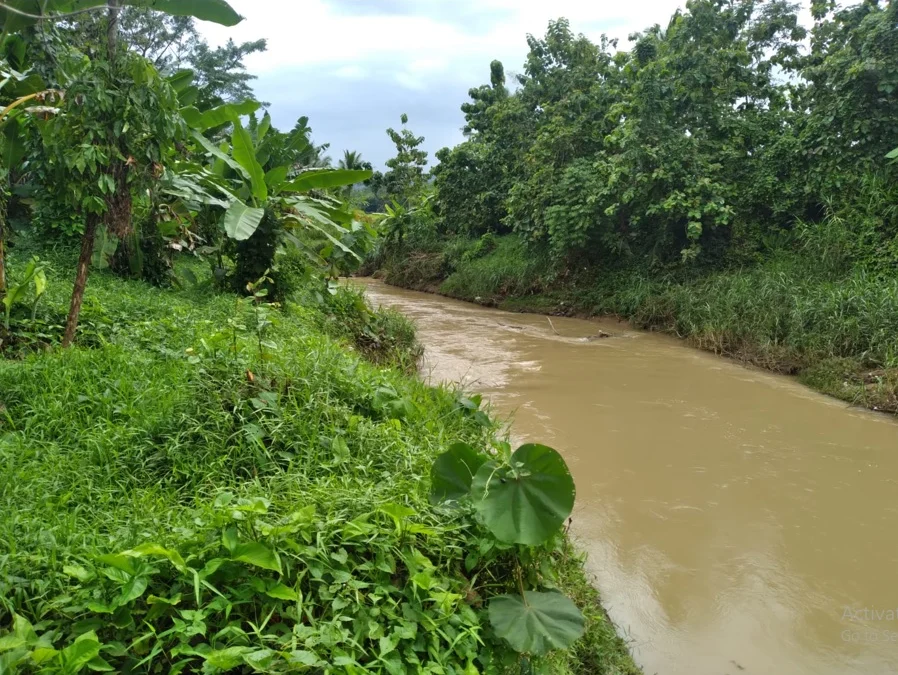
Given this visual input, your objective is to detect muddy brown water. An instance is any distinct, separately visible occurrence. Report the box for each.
[356,278,898,675]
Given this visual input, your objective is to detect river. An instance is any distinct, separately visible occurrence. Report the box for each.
[357,278,898,675]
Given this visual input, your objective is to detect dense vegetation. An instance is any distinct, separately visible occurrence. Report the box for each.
[373,0,898,412]
[0,2,638,674]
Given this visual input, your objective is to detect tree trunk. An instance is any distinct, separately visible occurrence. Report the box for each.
[0,218,6,296]
[107,0,120,62]
[62,215,98,348]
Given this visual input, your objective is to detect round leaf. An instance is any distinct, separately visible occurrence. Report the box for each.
[489,591,585,655]
[430,442,488,503]
[471,444,574,545]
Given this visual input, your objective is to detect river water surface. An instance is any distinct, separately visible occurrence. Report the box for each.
[357,278,898,675]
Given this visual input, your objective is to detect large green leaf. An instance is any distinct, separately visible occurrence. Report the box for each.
[231,542,282,574]
[298,195,354,225]
[177,85,200,107]
[285,213,358,259]
[264,165,289,193]
[117,575,148,606]
[204,647,253,670]
[430,442,488,503]
[2,117,28,168]
[0,614,36,653]
[489,592,585,655]
[0,0,48,33]
[183,100,261,131]
[5,73,46,97]
[281,169,373,193]
[121,543,187,573]
[232,120,268,201]
[257,112,272,142]
[887,147,898,160]
[122,0,242,24]
[1,0,242,31]
[224,201,265,241]
[58,631,102,673]
[167,69,195,93]
[191,130,249,180]
[471,444,575,545]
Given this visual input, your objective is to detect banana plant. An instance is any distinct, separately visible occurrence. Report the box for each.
[187,107,372,282]
[2,255,46,330]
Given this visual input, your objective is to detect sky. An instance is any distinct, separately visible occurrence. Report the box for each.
[198,0,690,169]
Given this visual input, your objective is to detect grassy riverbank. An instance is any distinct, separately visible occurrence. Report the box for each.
[377,234,898,414]
[0,244,639,674]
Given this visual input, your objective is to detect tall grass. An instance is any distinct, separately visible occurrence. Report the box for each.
[587,261,898,372]
[0,244,639,674]
[440,236,549,303]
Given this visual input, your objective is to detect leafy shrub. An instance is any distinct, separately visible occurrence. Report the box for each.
[461,232,498,263]
[311,285,421,368]
[440,236,549,303]
[230,209,283,297]
[269,245,309,301]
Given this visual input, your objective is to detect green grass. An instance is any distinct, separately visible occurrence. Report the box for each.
[0,243,639,674]
[440,237,548,303]
[382,234,898,413]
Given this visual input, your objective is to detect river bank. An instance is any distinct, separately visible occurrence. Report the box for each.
[358,278,898,675]
[0,244,639,674]
[373,234,898,414]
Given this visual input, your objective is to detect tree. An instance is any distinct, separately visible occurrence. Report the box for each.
[189,37,268,108]
[798,0,898,200]
[45,6,265,104]
[117,8,199,70]
[338,149,365,171]
[42,53,183,346]
[460,59,508,135]
[5,0,244,347]
[383,113,427,205]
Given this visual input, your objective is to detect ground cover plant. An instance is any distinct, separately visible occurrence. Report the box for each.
[0,243,639,674]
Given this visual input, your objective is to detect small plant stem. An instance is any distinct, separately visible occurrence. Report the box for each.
[516,561,527,598]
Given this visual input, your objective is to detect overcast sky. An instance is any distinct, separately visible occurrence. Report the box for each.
[199,0,689,169]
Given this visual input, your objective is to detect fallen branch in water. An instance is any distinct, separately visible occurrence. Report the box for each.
[547,317,560,336]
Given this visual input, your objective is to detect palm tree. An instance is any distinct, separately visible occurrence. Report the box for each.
[339,150,364,171]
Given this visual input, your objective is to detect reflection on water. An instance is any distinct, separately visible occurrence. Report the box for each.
[357,278,898,675]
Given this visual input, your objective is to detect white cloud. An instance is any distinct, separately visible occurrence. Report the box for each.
[334,64,367,80]
[200,0,687,80]
[196,0,804,167]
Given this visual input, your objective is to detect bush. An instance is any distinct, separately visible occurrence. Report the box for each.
[311,285,421,369]
[440,236,549,303]
[270,245,309,300]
